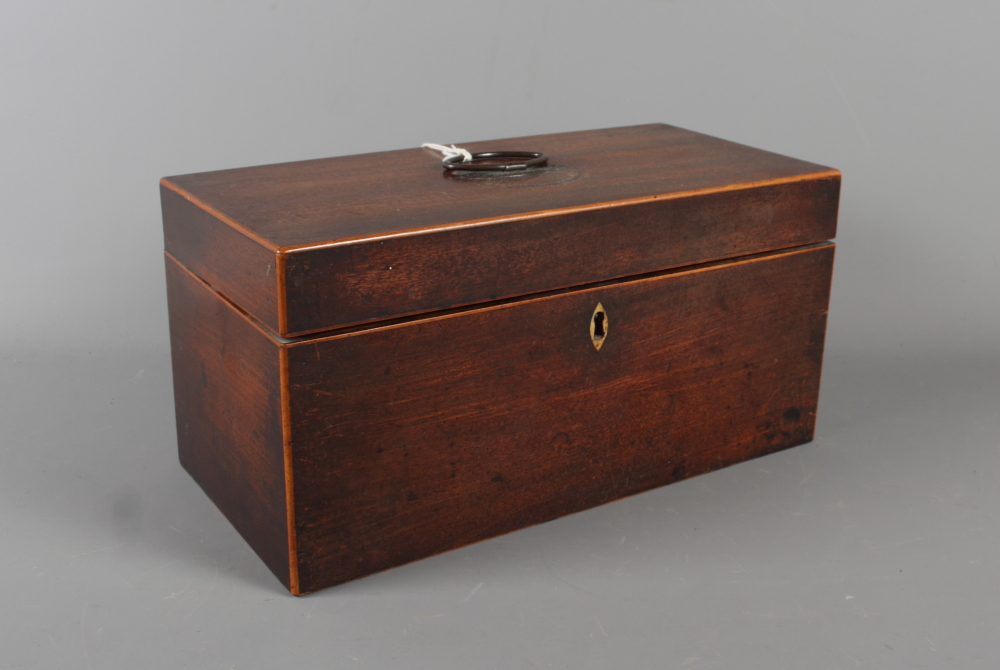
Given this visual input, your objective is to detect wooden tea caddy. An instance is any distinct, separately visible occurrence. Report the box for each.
[161,124,839,595]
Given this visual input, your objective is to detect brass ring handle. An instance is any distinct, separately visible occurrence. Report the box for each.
[442,151,548,172]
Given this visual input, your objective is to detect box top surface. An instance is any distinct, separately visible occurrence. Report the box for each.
[163,123,836,252]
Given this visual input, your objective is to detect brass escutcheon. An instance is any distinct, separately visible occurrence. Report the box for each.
[590,303,608,351]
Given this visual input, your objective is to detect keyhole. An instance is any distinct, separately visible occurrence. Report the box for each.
[593,312,606,338]
[590,303,608,351]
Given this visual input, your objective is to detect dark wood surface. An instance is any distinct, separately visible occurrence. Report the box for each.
[162,185,281,334]
[284,243,834,593]
[164,124,836,249]
[165,255,292,590]
[161,124,839,336]
[162,124,839,594]
[281,176,839,336]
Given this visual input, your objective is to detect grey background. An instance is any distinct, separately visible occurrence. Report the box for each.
[2,1,998,667]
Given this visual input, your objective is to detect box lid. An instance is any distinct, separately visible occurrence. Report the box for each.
[161,123,839,338]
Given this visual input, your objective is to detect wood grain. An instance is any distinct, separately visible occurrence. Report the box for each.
[161,124,839,594]
[284,243,834,593]
[165,255,291,590]
[162,124,840,336]
[161,185,281,334]
[280,175,839,336]
[164,124,836,248]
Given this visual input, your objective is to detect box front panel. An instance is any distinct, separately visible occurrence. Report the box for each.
[282,176,839,336]
[286,244,834,593]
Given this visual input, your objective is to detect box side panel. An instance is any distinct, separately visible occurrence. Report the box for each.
[161,184,281,333]
[287,244,834,593]
[165,256,290,590]
[283,176,839,336]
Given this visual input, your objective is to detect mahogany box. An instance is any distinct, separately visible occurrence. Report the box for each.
[160,124,839,595]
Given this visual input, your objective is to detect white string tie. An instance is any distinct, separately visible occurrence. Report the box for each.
[421,143,472,163]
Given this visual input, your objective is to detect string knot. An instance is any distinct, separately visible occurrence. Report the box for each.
[422,143,472,163]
